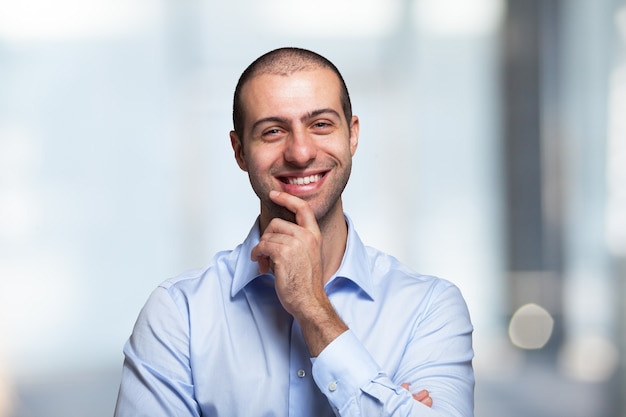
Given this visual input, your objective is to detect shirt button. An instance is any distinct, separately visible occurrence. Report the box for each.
[297,369,306,378]
[328,381,337,392]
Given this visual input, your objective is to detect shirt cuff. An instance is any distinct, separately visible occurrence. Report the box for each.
[311,329,381,411]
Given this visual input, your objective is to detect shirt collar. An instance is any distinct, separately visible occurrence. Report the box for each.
[230,215,376,300]
[230,218,264,298]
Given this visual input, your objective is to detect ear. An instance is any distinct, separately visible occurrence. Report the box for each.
[348,115,359,156]
[230,130,248,172]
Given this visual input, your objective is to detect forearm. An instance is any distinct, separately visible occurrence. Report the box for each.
[311,331,473,417]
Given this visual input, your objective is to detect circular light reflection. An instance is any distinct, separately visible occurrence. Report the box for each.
[508,303,554,350]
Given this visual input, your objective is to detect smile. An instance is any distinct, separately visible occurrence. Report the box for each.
[282,173,324,185]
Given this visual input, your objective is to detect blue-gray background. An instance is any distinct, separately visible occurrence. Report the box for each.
[0,0,625,416]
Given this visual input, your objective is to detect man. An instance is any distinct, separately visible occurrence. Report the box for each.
[114,47,474,416]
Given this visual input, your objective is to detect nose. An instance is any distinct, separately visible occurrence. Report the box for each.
[283,127,317,166]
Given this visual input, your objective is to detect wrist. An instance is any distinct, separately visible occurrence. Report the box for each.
[296,300,348,357]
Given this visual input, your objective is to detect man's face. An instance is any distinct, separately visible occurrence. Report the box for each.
[231,67,359,227]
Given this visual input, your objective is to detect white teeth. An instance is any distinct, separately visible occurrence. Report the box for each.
[288,174,321,185]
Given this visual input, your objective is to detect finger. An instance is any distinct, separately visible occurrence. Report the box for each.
[401,383,433,408]
[251,231,303,273]
[256,255,271,274]
[413,390,433,408]
[268,190,319,235]
[419,395,433,408]
[250,235,279,268]
[251,231,298,260]
[413,389,429,401]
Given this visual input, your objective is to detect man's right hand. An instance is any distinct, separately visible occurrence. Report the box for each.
[250,190,348,357]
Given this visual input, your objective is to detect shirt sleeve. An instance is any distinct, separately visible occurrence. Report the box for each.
[114,286,201,417]
[311,283,474,417]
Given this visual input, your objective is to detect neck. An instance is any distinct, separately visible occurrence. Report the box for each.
[317,205,348,284]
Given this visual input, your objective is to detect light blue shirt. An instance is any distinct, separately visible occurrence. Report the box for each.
[114,216,474,416]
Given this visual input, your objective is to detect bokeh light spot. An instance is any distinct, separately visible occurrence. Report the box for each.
[508,303,554,350]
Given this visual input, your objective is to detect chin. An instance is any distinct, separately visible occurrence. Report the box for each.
[269,204,297,224]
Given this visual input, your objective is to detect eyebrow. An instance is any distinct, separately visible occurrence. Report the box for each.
[303,108,342,123]
[250,108,342,133]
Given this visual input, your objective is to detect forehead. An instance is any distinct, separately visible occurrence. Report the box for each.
[240,68,344,124]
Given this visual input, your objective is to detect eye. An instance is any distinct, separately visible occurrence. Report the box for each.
[261,127,285,139]
[311,120,334,133]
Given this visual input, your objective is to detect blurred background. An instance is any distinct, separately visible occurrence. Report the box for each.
[0,0,625,416]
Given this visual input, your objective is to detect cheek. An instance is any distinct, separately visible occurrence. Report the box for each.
[243,149,274,175]
[329,143,353,161]
[245,146,281,170]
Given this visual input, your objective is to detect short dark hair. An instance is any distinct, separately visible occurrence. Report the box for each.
[232,47,353,142]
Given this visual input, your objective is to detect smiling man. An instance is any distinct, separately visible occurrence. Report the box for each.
[114,47,474,417]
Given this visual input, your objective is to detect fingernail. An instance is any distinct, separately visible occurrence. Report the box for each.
[269,190,280,198]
